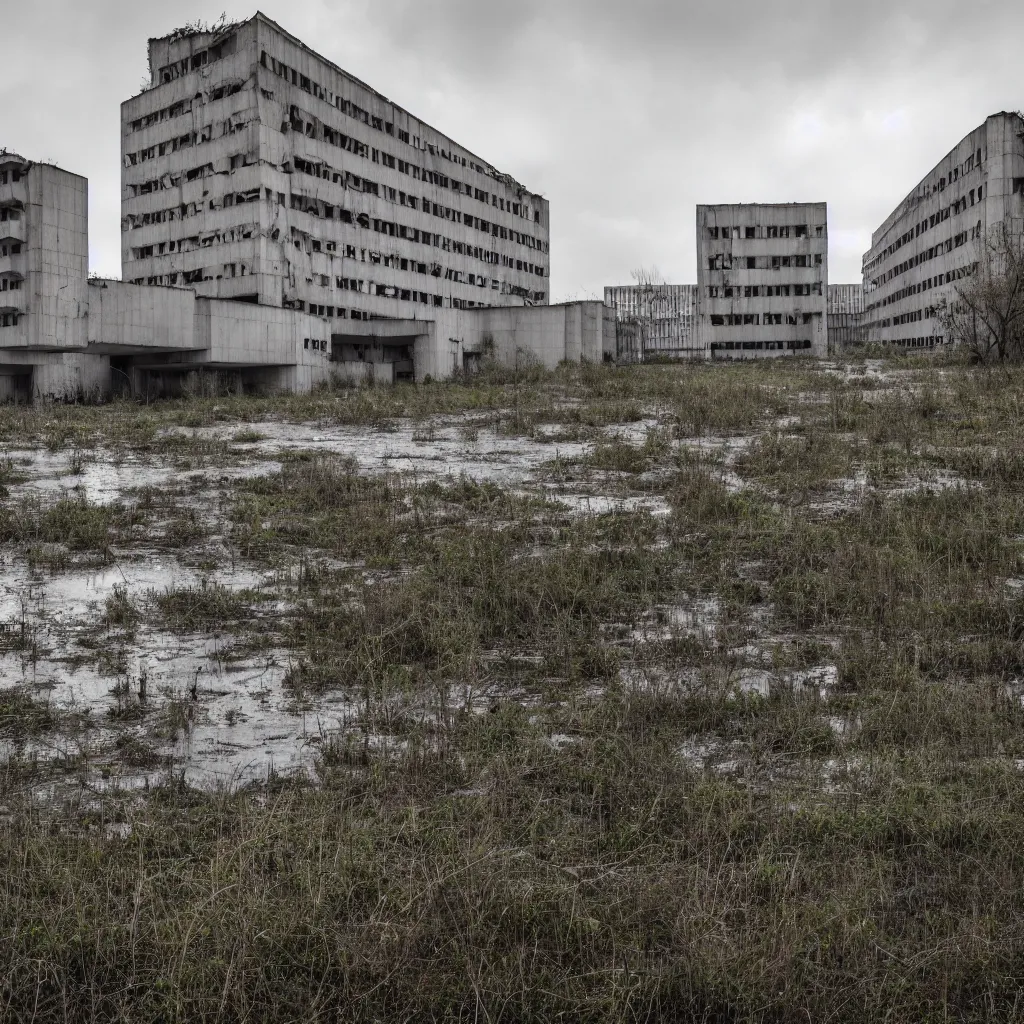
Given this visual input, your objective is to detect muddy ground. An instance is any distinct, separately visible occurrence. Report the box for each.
[5,353,1024,1020]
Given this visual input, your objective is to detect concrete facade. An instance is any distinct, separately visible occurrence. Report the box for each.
[0,149,603,398]
[827,283,865,351]
[861,112,1024,349]
[0,152,98,399]
[120,14,550,331]
[696,203,828,359]
[604,283,700,361]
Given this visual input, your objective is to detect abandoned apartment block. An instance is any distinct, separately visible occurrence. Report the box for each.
[0,15,623,400]
[120,13,558,378]
[0,152,95,401]
[862,112,1024,349]
[696,203,828,359]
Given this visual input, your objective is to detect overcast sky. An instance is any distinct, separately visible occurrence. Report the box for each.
[2,0,1020,298]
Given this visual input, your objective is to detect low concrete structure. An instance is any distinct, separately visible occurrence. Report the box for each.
[696,203,828,359]
[604,283,700,361]
[329,301,616,382]
[827,283,865,351]
[861,112,1024,349]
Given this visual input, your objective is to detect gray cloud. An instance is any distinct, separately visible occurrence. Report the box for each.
[2,0,1020,297]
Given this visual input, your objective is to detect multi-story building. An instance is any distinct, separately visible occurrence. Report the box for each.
[0,152,88,349]
[603,283,699,360]
[696,203,828,359]
[120,13,550,346]
[0,151,97,398]
[861,112,1024,349]
[827,283,865,350]
[0,147,602,400]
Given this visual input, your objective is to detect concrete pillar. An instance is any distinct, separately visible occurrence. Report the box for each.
[565,304,583,363]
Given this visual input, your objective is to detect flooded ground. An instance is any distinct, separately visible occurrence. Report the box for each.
[0,355,1015,796]
[10,355,1024,1019]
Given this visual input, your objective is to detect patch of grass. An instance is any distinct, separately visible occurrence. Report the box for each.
[11,356,1024,1018]
[151,581,262,632]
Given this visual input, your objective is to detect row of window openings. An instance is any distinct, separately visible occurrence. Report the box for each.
[0,278,22,292]
[867,226,976,290]
[708,254,822,270]
[866,264,978,317]
[0,169,24,185]
[133,268,545,308]
[708,283,822,299]
[707,225,823,240]
[709,313,818,326]
[126,113,540,229]
[710,340,813,351]
[156,33,238,82]
[130,197,545,278]
[889,147,985,223]
[938,149,982,191]
[127,166,547,256]
[0,312,20,327]
[865,183,984,270]
[302,338,327,351]
[289,157,544,246]
[0,209,21,223]
[0,244,22,256]
[148,46,526,207]
[867,309,928,329]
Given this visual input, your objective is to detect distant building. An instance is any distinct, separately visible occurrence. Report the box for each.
[603,283,699,360]
[827,283,864,350]
[696,203,828,359]
[861,111,1024,349]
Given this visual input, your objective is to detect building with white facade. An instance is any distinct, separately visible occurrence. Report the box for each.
[861,112,1024,349]
[696,203,828,359]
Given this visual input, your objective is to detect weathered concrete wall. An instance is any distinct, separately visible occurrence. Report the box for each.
[87,279,197,351]
[604,283,701,360]
[696,203,828,359]
[193,297,330,382]
[32,352,110,401]
[601,305,617,362]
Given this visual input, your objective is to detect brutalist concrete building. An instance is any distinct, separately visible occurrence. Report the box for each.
[0,153,96,400]
[120,14,552,374]
[696,203,828,359]
[0,15,622,399]
[861,112,1024,349]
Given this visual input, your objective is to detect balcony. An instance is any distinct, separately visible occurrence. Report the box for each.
[0,215,26,245]
[0,251,24,278]
[0,283,27,315]
[0,182,27,211]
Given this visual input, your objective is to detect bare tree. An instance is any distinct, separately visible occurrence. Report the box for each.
[936,223,1024,363]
